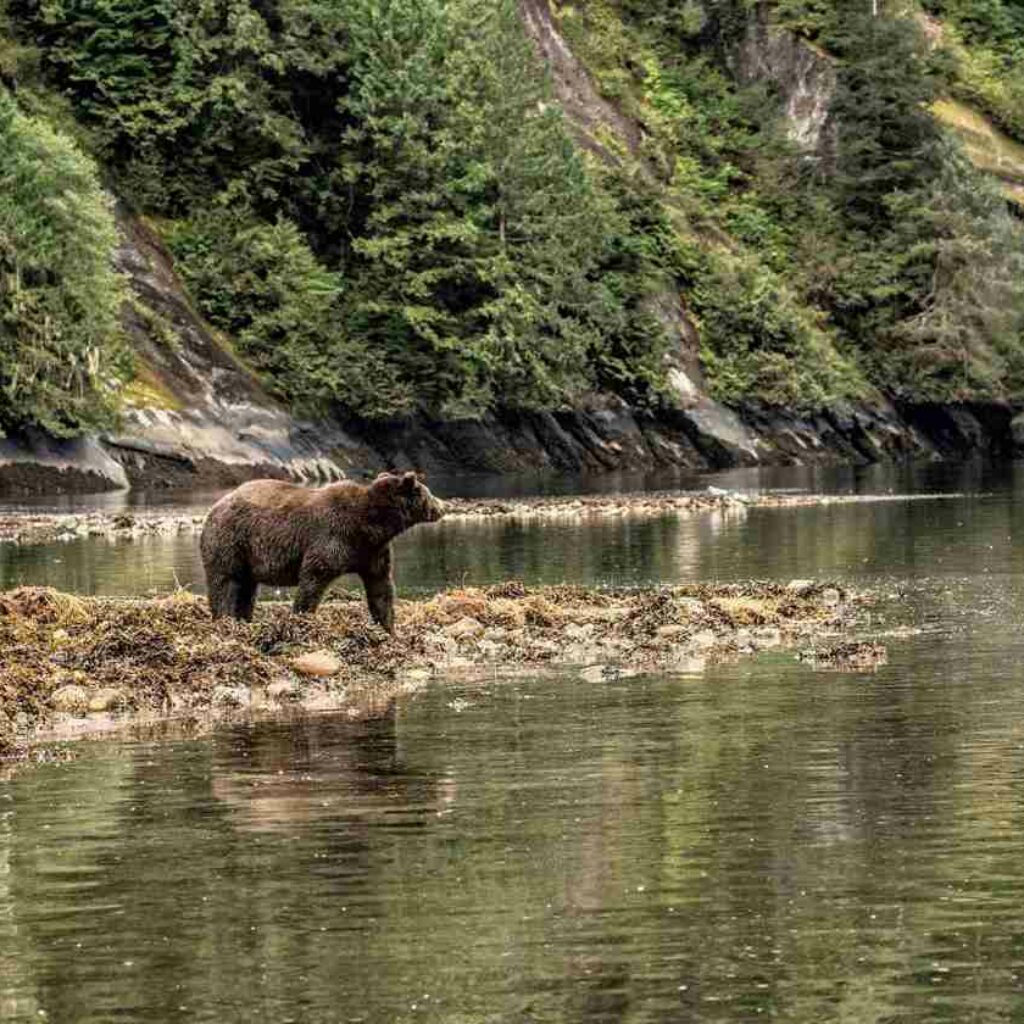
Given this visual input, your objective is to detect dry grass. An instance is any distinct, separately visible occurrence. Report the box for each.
[932,97,1024,205]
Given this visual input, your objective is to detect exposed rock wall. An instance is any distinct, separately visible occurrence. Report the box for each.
[334,397,1020,478]
[102,212,354,490]
[732,7,838,164]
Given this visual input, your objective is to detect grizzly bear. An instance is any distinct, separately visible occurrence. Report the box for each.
[200,472,446,630]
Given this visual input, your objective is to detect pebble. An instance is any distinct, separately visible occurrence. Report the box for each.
[445,616,484,639]
[88,688,125,712]
[267,679,302,701]
[51,684,89,713]
[292,650,343,677]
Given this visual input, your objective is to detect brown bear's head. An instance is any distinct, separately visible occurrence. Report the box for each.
[371,471,446,528]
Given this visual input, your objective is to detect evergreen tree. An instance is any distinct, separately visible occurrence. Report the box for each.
[827,3,945,233]
[0,87,126,436]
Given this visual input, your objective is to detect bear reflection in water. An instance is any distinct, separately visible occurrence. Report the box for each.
[210,705,456,834]
[200,472,446,629]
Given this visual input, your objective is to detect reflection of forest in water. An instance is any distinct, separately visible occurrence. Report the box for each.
[6,464,1024,1020]
[5,610,1024,1022]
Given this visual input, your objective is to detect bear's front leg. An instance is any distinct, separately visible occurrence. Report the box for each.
[361,549,395,634]
[293,572,332,615]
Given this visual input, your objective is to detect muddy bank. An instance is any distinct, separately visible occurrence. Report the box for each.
[0,489,968,546]
[0,581,870,755]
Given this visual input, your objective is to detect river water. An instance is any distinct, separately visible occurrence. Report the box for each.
[4,461,1024,1022]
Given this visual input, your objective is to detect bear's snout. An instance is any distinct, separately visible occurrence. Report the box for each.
[426,497,446,522]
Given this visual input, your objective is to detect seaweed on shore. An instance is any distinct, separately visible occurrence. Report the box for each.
[0,580,864,754]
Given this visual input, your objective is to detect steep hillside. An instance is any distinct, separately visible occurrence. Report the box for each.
[3,0,1024,491]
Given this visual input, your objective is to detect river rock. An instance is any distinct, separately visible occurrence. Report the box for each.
[656,624,687,639]
[402,668,433,683]
[267,679,302,701]
[691,629,718,650]
[446,616,484,640]
[292,650,343,677]
[477,638,505,658]
[565,622,596,640]
[786,579,816,595]
[752,626,783,648]
[212,685,250,708]
[51,684,89,713]
[88,688,125,712]
[580,664,609,683]
[676,598,705,617]
[667,651,707,674]
[423,632,458,657]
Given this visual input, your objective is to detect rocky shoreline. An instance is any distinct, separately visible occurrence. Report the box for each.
[0,488,967,547]
[0,580,878,757]
[3,395,1024,496]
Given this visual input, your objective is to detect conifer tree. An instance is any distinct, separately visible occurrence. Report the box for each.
[0,88,126,436]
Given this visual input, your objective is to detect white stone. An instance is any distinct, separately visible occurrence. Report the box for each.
[445,616,484,640]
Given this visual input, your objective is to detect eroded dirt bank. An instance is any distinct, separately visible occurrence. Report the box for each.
[0,581,874,756]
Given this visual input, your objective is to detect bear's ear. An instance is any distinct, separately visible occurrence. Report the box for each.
[400,472,417,494]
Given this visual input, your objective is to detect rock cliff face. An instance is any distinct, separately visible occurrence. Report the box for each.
[1,1,1020,497]
[103,214,354,489]
[732,8,838,163]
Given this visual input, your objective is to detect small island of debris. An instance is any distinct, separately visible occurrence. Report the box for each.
[0,579,874,756]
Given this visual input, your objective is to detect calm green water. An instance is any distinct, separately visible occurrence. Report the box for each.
[5,462,1024,1021]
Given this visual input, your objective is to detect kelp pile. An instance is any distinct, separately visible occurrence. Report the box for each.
[0,581,867,753]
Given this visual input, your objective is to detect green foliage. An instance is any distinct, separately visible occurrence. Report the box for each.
[0,87,126,437]
[689,247,862,408]
[923,0,1024,143]
[827,7,945,231]
[167,206,409,417]
[5,0,1024,431]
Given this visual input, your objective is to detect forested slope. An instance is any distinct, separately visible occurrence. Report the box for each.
[3,0,1024,482]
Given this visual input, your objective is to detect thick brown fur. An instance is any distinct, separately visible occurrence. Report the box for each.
[200,472,445,630]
